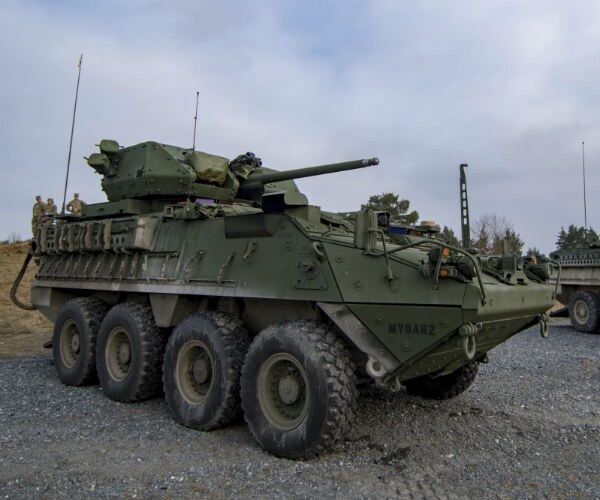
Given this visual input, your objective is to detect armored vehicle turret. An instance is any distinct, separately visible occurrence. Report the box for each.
[86,139,378,207]
[21,139,555,459]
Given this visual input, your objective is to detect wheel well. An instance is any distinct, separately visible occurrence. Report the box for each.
[32,287,119,322]
[240,298,319,336]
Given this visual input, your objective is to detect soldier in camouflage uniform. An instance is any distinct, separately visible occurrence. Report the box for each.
[45,198,57,216]
[31,195,46,235]
[66,193,86,216]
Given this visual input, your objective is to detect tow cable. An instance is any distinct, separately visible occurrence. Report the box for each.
[10,251,37,311]
[539,313,550,338]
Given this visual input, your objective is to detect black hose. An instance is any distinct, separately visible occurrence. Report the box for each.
[10,252,37,311]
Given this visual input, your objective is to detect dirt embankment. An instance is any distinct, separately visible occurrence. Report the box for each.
[0,242,52,358]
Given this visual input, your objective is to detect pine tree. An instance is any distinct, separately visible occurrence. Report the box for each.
[555,227,567,250]
[556,225,599,250]
[361,193,419,225]
[440,225,461,247]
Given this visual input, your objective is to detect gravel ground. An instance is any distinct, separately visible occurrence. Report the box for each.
[1,318,598,499]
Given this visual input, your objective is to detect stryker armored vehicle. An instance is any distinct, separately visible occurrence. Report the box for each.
[549,243,600,333]
[15,140,555,458]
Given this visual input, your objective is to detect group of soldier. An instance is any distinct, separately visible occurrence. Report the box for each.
[31,193,86,234]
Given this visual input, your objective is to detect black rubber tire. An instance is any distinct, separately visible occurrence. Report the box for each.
[568,290,600,334]
[52,297,108,386]
[404,362,479,400]
[163,312,250,431]
[96,302,166,402]
[240,320,357,459]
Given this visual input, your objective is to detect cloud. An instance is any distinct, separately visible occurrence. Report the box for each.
[1,0,598,252]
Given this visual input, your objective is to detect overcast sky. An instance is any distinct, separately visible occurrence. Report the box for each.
[1,0,598,253]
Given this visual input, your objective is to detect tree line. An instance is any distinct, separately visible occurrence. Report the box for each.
[363,192,596,256]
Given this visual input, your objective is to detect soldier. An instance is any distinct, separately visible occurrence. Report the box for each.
[66,193,86,216]
[45,198,57,216]
[31,195,46,235]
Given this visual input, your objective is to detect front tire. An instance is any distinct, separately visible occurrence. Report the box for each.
[403,362,479,400]
[53,297,108,386]
[240,320,357,459]
[163,312,249,430]
[568,290,600,333]
[96,302,166,402]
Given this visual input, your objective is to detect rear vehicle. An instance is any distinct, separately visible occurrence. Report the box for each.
[550,244,600,333]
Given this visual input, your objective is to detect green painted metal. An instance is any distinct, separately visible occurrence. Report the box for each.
[33,139,555,388]
[86,139,378,204]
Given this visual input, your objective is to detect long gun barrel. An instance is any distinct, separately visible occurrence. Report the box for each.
[240,158,379,191]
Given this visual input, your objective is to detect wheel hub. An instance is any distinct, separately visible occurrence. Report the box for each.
[277,373,301,405]
[106,328,132,381]
[69,332,81,354]
[118,343,131,365]
[176,340,214,405]
[59,319,81,368]
[257,353,309,431]
[574,300,589,323]
[192,354,210,385]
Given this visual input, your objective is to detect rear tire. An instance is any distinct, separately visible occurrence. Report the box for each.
[240,320,357,459]
[568,290,600,333]
[53,297,108,386]
[404,362,479,400]
[96,302,166,402]
[163,312,249,430]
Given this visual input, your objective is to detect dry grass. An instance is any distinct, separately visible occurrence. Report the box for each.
[0,241,52,359]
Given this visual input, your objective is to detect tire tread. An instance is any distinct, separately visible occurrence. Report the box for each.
[163,311,249,430]
[568,290,600,334]
[53,297,108,386]
[404,362,479,400]
[97,302,166,402]
[242,319,357,459]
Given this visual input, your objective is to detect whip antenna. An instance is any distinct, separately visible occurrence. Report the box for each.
[192,91,199,150]
[61,54,83,214]
[459,163,470,248]
[582,141,588,241]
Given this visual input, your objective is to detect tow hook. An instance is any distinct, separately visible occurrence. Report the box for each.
[539,312,550,338]
[459,322,481,360]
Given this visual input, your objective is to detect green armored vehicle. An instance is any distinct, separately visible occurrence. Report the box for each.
[19,140,554,458]
[549,243,600,333]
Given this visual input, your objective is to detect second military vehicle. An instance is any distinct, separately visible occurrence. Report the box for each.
[550,243,600,333]
[19,139,555,458]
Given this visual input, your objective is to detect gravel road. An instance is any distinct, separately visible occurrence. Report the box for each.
[1,318,598,499]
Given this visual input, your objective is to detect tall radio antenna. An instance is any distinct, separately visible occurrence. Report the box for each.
[61,54,83,215]
[582,141,588,241]
[459,163,470,249]
[192,91,199,150]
